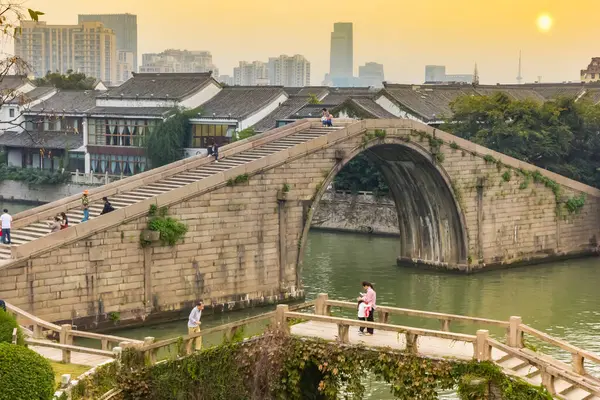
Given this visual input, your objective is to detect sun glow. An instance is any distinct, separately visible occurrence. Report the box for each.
[537,14,553,32]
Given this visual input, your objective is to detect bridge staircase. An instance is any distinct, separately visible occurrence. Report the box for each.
[0,120,353,265]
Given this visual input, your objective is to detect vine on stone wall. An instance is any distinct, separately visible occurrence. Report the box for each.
[140,205,188,247]
[227,174,249,186]
[95,331,553,400]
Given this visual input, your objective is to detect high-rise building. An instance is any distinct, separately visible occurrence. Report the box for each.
[267,55,311,87]
[329,22,354,86]
[424,65,473,84]
[581,57,600,83]
[117,51,135,84]
[15,21,117,84]
[425,65,446,83]
[233,61,268,86]
[358,62,384,87]
[78,14,138,71]
[140,50,218,76]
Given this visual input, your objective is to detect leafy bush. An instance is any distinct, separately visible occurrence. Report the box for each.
[141,206,188,247]
[233,128,256,142]
[0,342,55,400]
[0,165,71,185]
[0,309,24,345]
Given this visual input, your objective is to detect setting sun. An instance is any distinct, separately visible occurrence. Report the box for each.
[537,13,553,32]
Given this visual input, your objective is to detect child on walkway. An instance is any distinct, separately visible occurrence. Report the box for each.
[358,299,370,335]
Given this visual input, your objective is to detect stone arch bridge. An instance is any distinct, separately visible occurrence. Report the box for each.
[0,119,598,327]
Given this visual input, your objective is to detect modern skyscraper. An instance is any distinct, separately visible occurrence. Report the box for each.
[329,22,353,86]
[358,62,385,87]
[15,21,117,84]
[425,65,446,83]
[140,50,218,76]
[267,55,311,87]
[78,14,138,71]
[233,61,268,86]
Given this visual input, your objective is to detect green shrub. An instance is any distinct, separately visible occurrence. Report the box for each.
[0,165,71,185]
[0,342,55,400]
[0,309,24,345]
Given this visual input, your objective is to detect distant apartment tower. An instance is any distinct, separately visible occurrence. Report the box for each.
[424,65,473,84]
[78,14,138,72]
[268,54,311,87]
[117,51,135,84]
[15,21,117,84]
[218,75,234,86]
[581,57,600,83]
[330,22,354,86]
[233,61,268,86]
[425,65,446,83]
[359,62,384,87]
[140,50,218,76]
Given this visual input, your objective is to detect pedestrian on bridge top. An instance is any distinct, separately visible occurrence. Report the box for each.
[322,108,333,127]
[81,190,90,222]
[48,216,62,233]
[358,281,376,335]
[100,197,115,215]
[60,212,69,230]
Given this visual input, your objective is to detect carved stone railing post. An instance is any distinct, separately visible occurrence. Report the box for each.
[476,330,490,361]
[275,304,290,335]
[59,324,72,363]
[507,316,523,348]
[315,293,329,316]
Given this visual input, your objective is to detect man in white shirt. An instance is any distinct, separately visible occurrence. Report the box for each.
[187,301,204,353]
[1,209,12,245]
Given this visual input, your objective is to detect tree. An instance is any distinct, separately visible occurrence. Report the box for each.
[34,70,96,90]
[441,93,600,188]
[145,111,190,168]
[334,152,389,195]
[233,127,256,142]
[307,93,321,105]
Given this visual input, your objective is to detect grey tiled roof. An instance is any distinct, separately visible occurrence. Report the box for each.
[283,87,329,97]
[7,87,56,105]
[102,73,215,100]
[0,75,30,91]
[27,90,98,114]
[198,86,286,119]
[88,106,172,117]
[342,98,398,118]
[0,130,83,149]
[252,97,309,132]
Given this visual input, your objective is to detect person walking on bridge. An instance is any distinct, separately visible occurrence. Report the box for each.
[358,281,376,335]
[187,301,204,353]
[100,197,115,215]
[81,190,90,222]
[1,209,12,245]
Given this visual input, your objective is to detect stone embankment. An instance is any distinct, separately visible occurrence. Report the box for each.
[311,191,399,235]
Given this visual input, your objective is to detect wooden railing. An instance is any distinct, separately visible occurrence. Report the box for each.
[5,302,141,363]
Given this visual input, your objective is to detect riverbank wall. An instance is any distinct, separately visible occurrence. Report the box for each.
[311,191,399,236]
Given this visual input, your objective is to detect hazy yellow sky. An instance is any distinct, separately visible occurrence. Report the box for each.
[18,0,600,84]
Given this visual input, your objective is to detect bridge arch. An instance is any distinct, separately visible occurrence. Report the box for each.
[297,136,469,272]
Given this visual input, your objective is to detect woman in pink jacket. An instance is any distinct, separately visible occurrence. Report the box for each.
[358,281,376,335]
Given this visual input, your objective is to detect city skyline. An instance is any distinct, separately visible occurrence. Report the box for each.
[18,0,600,85]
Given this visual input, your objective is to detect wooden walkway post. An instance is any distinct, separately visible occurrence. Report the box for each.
[275,304,289,335]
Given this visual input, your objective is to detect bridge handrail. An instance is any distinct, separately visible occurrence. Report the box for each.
[519,323,600,370]
[487,338,600,396]
[5,301,142,350]
[324,299,509,328]
[284,311,477,344]
[10,119,318,229]
[25,338,116,359]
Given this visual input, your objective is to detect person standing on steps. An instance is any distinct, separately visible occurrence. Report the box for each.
[0,209,11,245]
[187,301,204,353]
[81,190,90,222]
[100,197,115,215]
[212,142,219,162]
[358,281,376,335]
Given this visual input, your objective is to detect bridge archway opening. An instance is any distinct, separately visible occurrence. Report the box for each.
[300,139,468,270]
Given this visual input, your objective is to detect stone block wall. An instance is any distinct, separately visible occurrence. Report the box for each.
[0,119,598,327]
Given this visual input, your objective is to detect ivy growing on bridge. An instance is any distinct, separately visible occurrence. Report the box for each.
[75,331,553,400]
[140,205,188,248]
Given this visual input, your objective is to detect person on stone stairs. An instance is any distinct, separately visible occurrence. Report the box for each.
[81,190,90,222]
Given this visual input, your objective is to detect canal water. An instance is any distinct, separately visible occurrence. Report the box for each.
[10,199,600,397]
